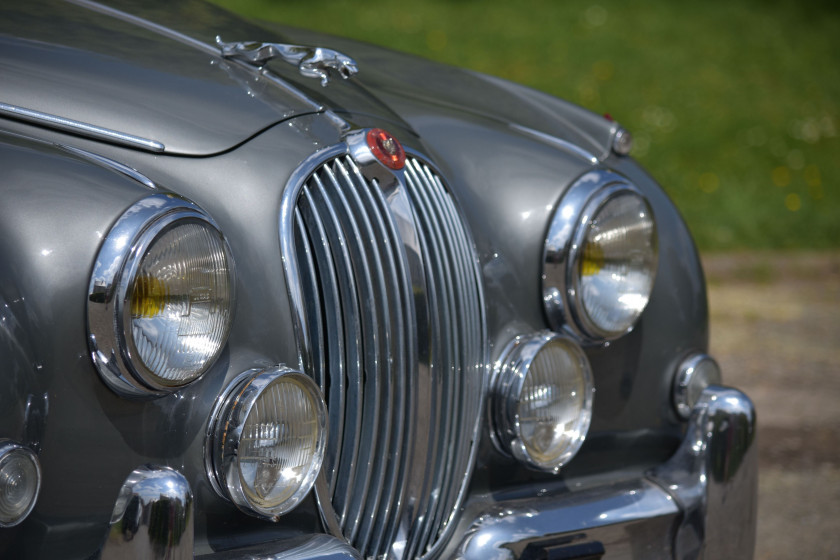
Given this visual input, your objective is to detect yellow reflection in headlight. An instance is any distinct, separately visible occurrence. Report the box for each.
[131,275,167,318]
[580,241,604,276]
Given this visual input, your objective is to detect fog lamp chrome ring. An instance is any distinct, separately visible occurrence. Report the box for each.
[0,440,41,528]
[206,367,328,520]
[492,332,594,473]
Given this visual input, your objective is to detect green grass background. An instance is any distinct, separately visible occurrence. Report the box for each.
[212,0,838,251]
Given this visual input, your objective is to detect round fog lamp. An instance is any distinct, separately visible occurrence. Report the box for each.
[0,441,41,528]
[493,332,594,472]
[673,353,722,419]
[206,367,327,519]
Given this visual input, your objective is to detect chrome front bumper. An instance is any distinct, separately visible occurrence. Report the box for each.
[102,386,757,560]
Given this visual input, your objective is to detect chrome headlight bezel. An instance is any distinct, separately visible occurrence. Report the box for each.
[87,193,235,398]
[543,170,658,343]
[205,367,328,520]
[491,332,594,473]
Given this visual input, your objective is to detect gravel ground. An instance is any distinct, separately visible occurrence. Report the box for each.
[703,252,840,560]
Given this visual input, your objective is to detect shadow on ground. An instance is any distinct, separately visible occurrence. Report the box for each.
[703,252,840,560]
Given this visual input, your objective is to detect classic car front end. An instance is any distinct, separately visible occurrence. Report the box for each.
[0,1,756,558]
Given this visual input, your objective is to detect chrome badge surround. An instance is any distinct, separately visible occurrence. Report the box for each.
[87,193,234,398]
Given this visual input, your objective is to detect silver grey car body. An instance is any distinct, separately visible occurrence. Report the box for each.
[0,1,757,558]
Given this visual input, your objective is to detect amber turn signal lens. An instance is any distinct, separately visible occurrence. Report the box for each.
[366,128,406,170]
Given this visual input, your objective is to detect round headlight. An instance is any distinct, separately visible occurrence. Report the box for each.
[0,441,41,528]
[492,332,594,472]
[89,194,235,398]
[543,170,658,342]
[206,367,328,520]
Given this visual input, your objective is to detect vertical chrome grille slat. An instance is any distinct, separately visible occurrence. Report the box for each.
[326,158,394,546]
[293,211,325,390]
[403,159,474,556]
[360,173,422,560]
[293,210,343,485]
[337,159,413,557]
[282,145,486,560]
[399,161,457,560]
[301,182,364,520]
[421,165,480,540]
[313,167,383,540]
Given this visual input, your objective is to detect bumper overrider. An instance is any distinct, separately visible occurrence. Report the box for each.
[100,385,757,560]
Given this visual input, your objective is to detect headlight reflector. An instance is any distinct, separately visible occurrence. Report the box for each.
[492,332,594,472]
[543,170,658,341]
[206,367,327,519]
[88,194,235,397]
[0,441,41,528]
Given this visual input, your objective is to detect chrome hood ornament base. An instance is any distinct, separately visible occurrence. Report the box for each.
[217,37,358,86]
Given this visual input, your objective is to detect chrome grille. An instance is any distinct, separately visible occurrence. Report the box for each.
[281,147,486,559]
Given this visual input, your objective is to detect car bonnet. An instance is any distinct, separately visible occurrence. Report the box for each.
[0,0,411,156]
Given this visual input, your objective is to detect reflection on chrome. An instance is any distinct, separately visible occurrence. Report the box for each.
[448,385,756,560]
[101,465,193,560]
[217,38,359,87]
[650,386,757,559]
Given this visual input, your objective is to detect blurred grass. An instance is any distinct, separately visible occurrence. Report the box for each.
[211,0,838,251]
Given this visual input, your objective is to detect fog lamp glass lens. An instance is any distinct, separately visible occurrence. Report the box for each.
[209,369,327,519]
[128,222,233,386]
[0,446,40,527]
[495,333,594,472]
[578,193,657,336]
[518,340,590,465]
[238,377,323,510]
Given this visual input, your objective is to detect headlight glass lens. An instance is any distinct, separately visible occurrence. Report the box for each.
[577,192,657,337]
[128,221,233,387]
[0,443,41,528]
[494,333,593,472]
[208,368,328,519]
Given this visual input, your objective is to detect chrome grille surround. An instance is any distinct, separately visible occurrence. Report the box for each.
[279,137,487,559]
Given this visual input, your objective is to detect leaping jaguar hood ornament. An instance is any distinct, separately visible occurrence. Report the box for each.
[216,37,359,87]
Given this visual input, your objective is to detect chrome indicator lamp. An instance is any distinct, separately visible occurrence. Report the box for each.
[0,440,41,528]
